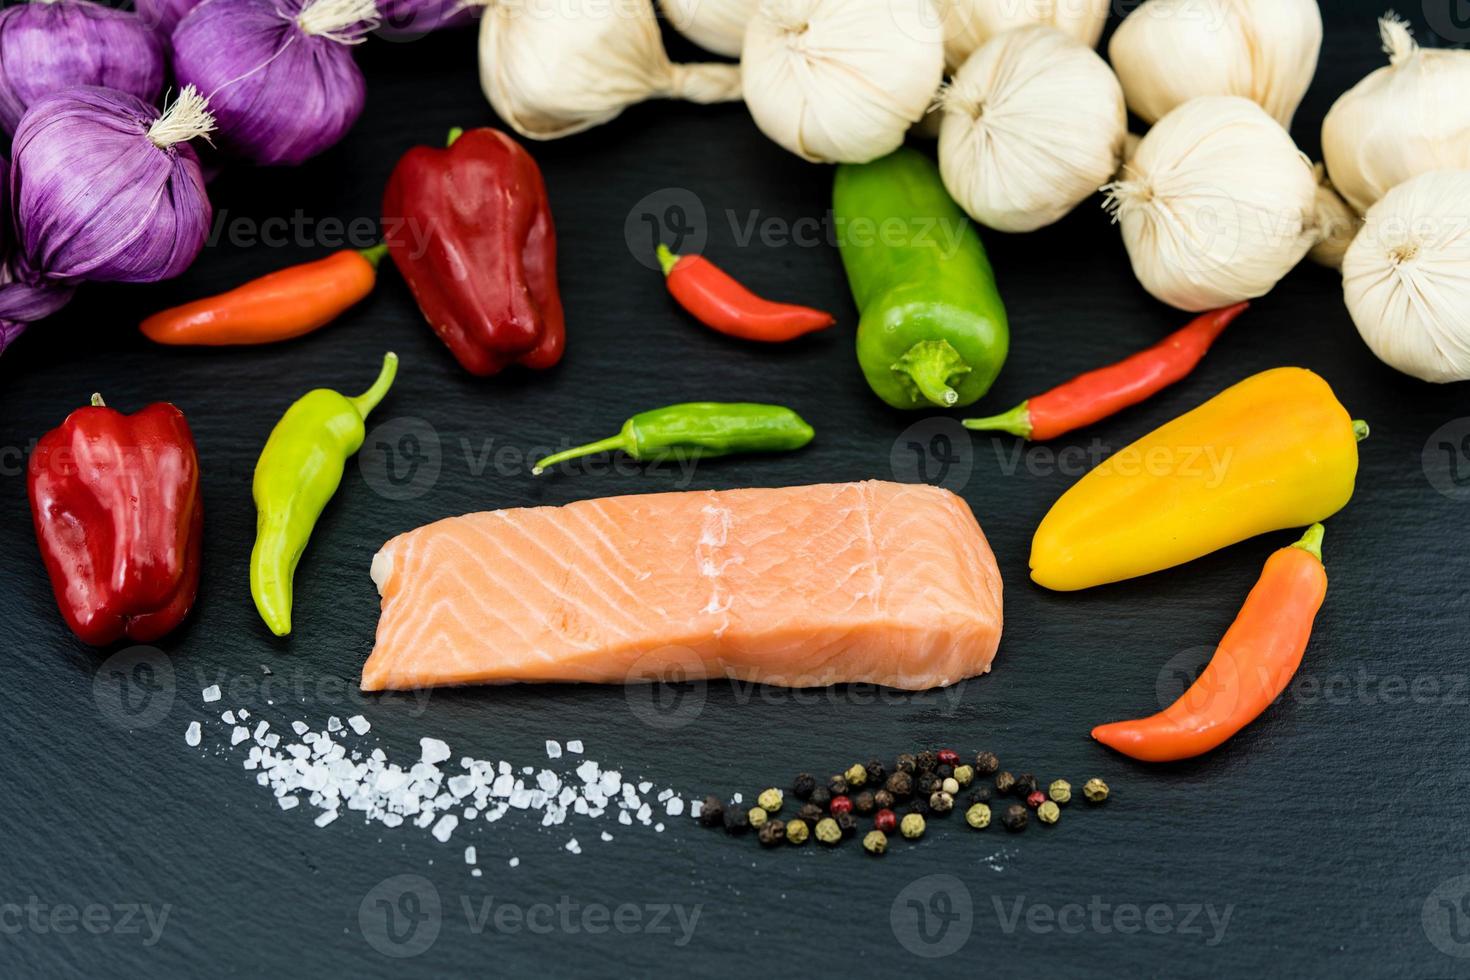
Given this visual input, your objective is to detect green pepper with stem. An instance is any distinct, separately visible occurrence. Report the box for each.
[532,402,814,476]
[250,352,398,636]
[834,148,1009,410]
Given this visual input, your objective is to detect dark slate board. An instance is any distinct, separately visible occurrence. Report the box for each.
[3,3,1468,976]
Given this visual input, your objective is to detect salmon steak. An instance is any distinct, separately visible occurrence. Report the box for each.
[361,481,1003,692]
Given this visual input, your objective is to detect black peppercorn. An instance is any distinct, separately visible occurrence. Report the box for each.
[792,773,816,800]
[798,802,825,824]
[965,785,993,807]
[974,751,1000,775]
[853,790,876,814]
[723,804,750,836]
[936,763,954,780]
[1002,804,1028,832]
[810,786,832,809]
[908,796,931,816]
[1014,773,1038,797]
[895,753,917,774]
[698,795,724,828]
[917,773,941,796]
[864,759,887,785]
[916,750,938,772]
[994,771,1016,795]
[828,774,849,796]
[836,812,859,837]
[873,789,895,810]
[885,771,914,798]
[758,820,787,847]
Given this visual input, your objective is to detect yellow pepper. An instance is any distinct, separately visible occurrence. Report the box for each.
[1030,367,1365,591]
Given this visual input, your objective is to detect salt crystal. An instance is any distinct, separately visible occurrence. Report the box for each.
[347,715,370,735]
[657,788,673,802]
[690,800,704,818]
[278,796,299,811]
[231,726,249,746]
[665,798,685,817]
[600,831,613,842]
[545,740,561,759]
[185,722,201,747]
[314,810,339,828]
[420,737,451,765]
[464,846,477,865]
[237,709,250,720]
[202,685,221,703]
[565,838,581,854]
[254,721,269,740]
[221,711,235,724]
[471,869,482,877]
[509,858,520,868]
[291,721,309,735]
[567,740,584,754]
[327,716,342,732]
[655,822,665,832]
[431,815,458,843]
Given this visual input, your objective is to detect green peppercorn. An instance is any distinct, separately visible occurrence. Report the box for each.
[885,771,914,798]
[853,790,876,814]
[941,777,960,795]
[836,812,859,838]
[815,818,842,845]
[758,819,786,847]
[896,754,917,774]
[965,803,991,829]
[1002,804,1028,832]
[974,751,1000,775]
[901,813,926,839]
[916,773,941,796]
[792,773,816,800]
[929,791,954,814]
[916,751,938,772]
[843,763,867,788]
[757,788,783,812]
[786,818,810,845]
[699,795,724,828]
[873,789,895,810]
[865,760,887,785]
[1013,773,1038,797]
[953,764,974,788]
[1038,800,1060,825]
[810,786,832,809]
[863,830,888,855]
[747,806,769,829]
[1084,778,1110,804]
[965,785,992,806]
[1048,779,1072,805]
[798,802,824,824]
[828,774,849,796]
[936,763,954,780]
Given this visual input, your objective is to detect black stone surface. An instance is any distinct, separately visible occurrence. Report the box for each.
[2,3,1468,976]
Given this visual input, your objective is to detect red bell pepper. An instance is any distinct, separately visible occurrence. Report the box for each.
[28,394,203,646]
[382,127,565,376]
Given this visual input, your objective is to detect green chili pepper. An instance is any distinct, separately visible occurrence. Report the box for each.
[250,352,399,636]
[833,148,1009,410]
[531,402,814,476]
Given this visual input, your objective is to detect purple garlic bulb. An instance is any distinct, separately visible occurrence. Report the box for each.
[0,154,74,353]
[133,0,205,36]
[0,0,165,136]
[171,0,374,166]
[10,86,215,284]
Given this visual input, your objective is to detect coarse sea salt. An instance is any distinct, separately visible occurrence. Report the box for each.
[185,722,201,747]
[202,685,221,703]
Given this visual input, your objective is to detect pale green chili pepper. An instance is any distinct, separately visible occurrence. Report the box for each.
[250,352,398,636]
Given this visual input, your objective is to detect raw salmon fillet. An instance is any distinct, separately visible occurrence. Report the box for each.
[361,481,1003,692]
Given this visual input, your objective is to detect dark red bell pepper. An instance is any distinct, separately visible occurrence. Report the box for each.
[382,127,565,376]
[28,394,203,646]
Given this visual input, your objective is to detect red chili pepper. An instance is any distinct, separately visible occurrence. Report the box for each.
[382,127,565,376]
[28,394,203,645]
[657,244,835,343]
[1092,524,1328,763]
[964,302,1248,440]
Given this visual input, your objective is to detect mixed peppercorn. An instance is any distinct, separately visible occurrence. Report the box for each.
[698,748,1112,856]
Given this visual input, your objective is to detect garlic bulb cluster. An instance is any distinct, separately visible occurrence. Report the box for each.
[938,26,1125,233]
[1104,96,1318,312]
[938,0,1108,69]
[1308,164,1360,269]
[477,0,742,141]
[658,0,757,58]
[1109,0,1322,129]
[1322,16,1470,216]
[1342,170,1470,384]
[742,0,944,164]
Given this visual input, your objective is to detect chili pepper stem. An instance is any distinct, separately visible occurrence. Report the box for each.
[348,352,399,419]
[962,402,1033,438]
[446,127,464,147]
[1353,420,1370,442]
[358,243,389,268]
[893,340,971,408]
[656,243,679,277]
[90,393,106,407]
[1292,523,1325,562]
[532,435,629,476]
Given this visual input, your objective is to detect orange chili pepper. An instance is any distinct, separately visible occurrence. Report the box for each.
[1091,524,1329,763]
[140,245,386,346]
[657,243,835,343]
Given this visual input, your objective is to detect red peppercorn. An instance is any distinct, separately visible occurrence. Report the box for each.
[937,748,959,766]
[1026,790,1047,809]
[829,795,853,816]
[874,809,897,833]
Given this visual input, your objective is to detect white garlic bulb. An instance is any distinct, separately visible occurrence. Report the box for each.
[1108,0,1322,129]
[938,26,1125,233]
[938,0,1108,69]
[1322,15,1470,216]
[1342,170,1470,384]
[477,0,742,141]
[659,0,758,58]
[1104,96,1318,312]
[1308,164,1361,270]
[741,0,944,164]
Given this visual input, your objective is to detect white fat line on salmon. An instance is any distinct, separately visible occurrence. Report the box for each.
[696,505,738,628]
